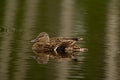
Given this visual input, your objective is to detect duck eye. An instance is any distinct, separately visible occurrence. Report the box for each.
[38,34,45,38]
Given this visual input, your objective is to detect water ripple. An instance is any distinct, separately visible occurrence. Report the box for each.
[105,0,119,80]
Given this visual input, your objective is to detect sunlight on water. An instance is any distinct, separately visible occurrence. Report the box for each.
[60,0,74,37]
[56,0,85,80]
[13,0,39,80]
[56,0,74,80]
[105,0,119,80]
[0,0,18,80]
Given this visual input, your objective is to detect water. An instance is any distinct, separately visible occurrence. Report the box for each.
[0,0,120,80]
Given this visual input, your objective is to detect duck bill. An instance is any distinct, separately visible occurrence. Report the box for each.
[30,39,37,43]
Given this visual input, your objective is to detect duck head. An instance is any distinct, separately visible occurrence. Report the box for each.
[31,32,50,43]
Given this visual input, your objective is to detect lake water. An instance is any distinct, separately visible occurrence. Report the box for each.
[0,0,120,80]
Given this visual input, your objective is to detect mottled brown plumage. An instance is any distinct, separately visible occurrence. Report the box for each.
[31,32,87,64]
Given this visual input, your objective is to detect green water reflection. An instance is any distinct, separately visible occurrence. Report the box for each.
[0,0,120,80]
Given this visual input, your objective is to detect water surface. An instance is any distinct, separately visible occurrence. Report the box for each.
[0,0,120,80]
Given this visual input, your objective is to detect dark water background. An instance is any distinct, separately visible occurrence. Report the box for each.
[0,0,120,80]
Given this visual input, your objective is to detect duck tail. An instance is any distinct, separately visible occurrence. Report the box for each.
[74,48,88,52]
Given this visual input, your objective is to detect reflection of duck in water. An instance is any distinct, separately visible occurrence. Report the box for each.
[31,32,88,64]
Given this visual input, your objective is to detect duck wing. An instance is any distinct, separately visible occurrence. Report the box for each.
[50,37,83,45]
[59,37,83,41]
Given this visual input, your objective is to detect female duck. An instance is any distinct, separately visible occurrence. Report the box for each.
[31,32,87,64]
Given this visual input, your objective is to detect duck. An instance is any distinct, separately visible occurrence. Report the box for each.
[31,32,88,64]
